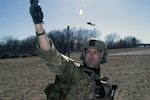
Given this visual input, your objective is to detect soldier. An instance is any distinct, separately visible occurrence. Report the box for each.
[30,0,115,100]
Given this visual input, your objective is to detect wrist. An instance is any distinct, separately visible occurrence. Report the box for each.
[35,24,45,35]
[36,30,45,36]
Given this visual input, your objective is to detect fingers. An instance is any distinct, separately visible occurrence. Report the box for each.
[30,0,39,5]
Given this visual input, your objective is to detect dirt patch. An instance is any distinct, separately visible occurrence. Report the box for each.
[0,47,150,100]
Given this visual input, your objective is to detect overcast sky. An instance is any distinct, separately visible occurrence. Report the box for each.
[0,0,150,43]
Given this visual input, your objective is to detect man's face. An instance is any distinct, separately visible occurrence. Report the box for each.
[84,48,102,68]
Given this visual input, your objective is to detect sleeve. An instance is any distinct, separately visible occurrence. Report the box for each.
[36,38,80,75]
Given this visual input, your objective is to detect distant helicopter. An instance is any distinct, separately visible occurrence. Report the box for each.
[87,22,95,26]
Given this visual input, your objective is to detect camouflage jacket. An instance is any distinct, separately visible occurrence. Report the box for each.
[37,39,112,100]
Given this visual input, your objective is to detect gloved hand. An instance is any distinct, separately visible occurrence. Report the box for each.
[30,0,43,24]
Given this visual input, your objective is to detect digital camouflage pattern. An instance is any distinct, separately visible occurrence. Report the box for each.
[37,39,112,100]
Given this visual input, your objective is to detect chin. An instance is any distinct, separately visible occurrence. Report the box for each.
[87,64,98,68]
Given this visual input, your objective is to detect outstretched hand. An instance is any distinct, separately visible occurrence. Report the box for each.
[30,0,43,24]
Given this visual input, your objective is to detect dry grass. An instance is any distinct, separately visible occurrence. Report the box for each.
[101,55,150,100]
[0,47,150,100]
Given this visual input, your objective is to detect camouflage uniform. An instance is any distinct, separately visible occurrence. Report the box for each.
[37,39,112,100]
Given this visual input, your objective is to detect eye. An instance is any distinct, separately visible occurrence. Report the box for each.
[94,51,100,55]
[85,50,90,54]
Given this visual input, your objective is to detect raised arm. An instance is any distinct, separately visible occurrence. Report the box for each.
[30,0,51,51]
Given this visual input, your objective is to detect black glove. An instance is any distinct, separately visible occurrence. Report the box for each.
[30,0,43,24]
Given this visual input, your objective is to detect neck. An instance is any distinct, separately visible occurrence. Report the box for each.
[83,63,100,74]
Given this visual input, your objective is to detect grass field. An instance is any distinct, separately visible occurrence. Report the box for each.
[0,47,150,100]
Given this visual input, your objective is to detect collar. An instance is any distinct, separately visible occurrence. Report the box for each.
[81,63,101,80]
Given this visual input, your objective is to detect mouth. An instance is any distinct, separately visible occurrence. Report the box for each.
[88,59,95,63]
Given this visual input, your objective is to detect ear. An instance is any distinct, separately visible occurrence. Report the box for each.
[80,49,86,61]
[80,52,84,60]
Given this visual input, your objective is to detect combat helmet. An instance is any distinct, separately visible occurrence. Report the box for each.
[80,38,107,63]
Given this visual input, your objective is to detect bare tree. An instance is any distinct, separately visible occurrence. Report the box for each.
[0,35,21,54]
[105,33,120,48]
[123,36,139,47]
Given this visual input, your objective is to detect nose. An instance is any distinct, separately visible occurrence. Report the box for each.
[89,52,94,58]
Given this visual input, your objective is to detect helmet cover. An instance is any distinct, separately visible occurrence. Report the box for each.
[81,38,107,53]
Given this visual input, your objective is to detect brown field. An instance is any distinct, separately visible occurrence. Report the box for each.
[0,47,150,100]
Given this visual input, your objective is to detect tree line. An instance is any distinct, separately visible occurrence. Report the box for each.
[0,26,142,56]
[105,33,142,49]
